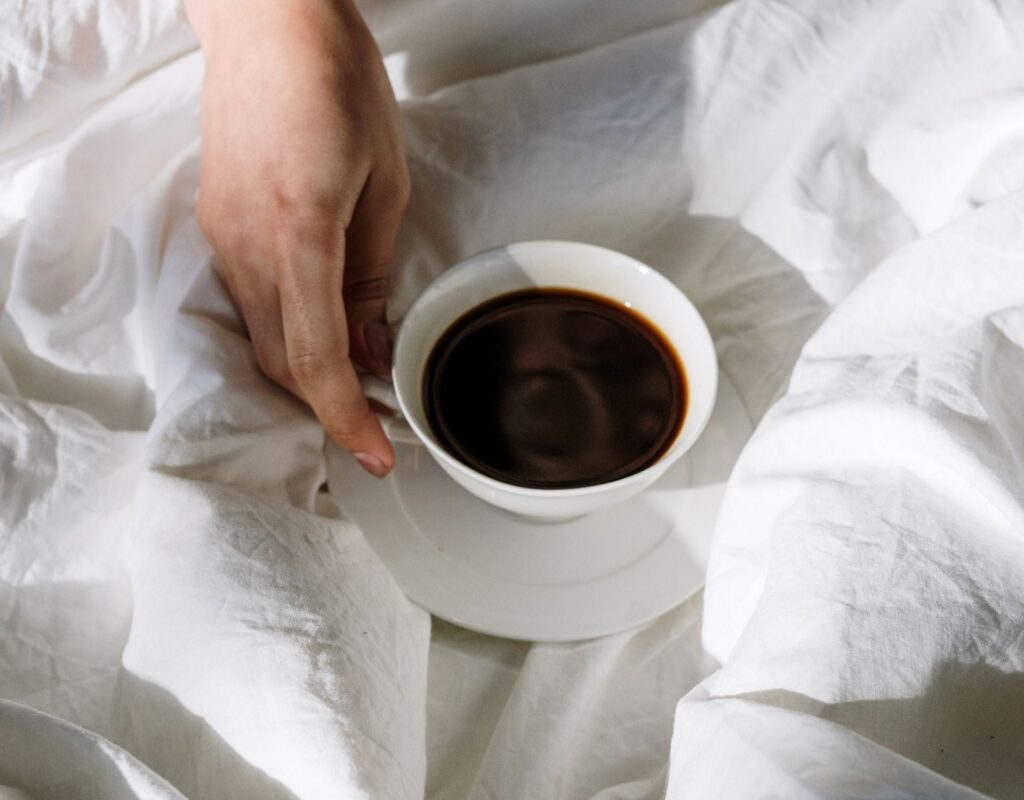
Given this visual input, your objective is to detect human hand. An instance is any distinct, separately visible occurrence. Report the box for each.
[185,0,409,477]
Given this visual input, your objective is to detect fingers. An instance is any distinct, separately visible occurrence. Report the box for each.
[343,167,410,375]
[210,167,409,479]
[248,293,305,401]
[219,262,305,400]
[276,232,395,476]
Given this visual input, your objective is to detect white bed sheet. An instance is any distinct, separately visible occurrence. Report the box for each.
[1,1,1023,798]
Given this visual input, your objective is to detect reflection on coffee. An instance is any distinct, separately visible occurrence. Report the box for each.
[423,288,686,488]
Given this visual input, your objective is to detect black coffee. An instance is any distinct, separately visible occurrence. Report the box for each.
[423,288,686,488]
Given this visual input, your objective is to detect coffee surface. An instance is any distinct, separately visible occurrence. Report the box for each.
[423,289,686,488]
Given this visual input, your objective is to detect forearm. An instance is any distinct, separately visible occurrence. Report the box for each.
[183,0,371,53]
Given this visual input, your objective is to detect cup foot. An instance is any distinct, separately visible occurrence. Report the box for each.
[494,507,591,526]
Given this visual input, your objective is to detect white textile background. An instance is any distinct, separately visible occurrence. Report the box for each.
[1,1,1023,798]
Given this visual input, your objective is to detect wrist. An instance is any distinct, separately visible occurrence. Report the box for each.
[185,0,365,50]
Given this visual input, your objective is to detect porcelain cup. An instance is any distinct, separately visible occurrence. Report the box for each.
[366,241,718,521]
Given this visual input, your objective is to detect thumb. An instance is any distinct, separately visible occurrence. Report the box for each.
[343,169,409,375]
[344,275,392,376]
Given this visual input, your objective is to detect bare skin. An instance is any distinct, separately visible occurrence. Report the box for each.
[183,0,409,477]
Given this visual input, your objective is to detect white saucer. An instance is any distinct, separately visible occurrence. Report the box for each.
[326,371,751,641]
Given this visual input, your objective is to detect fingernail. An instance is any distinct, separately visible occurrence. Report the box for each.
[363,321,392,374]
[354,451,390,478]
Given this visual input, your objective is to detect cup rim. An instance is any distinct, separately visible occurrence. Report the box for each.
[392,240,719,498]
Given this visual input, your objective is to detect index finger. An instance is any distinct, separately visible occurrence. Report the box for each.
[276,230,395,477]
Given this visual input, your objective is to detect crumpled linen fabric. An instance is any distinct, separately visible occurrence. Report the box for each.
[1,1,1022,799]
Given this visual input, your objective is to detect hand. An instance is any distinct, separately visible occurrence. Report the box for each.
[185,0,409,477]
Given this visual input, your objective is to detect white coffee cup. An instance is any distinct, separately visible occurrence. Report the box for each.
[366,241,718,521]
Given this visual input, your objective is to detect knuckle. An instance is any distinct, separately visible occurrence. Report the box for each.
[270,181,303,215]
[273,181,346,225]
[196,196,249,258]
[272,193,348,260]
[254,344,290,384]
[343,276,389,304]
[324,414,367,446]
[290,348,329,383]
